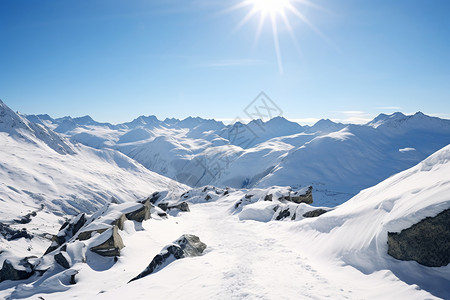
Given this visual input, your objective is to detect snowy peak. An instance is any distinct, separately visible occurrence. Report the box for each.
[367,112,406,128]
[0,100,74,155]
[0,99,34,133]
[367,111,450,131]
[306,118,346,133]
[265,116,303,129]
[123,115,161,128]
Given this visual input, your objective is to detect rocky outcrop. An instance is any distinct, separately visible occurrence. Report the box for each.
[44,213,87,255]
[157,201,190,212]
[125,202,151,222]
[147,192,161,204]
[129,234,206,282]
[275,208,292,220]
[284,186,313,204]
[13,205,44,224]
[89,226,125,257]
[54,251,71,269]
[0,223,33,241]
[303,209,329,218]
[387,208,450,267]
[77,228,108,241]
[264,194,273,201]
[0,258,35,283]
[110,214,127,230]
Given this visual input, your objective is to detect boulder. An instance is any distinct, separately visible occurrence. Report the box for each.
[110,214,127,230]
[0,223,33,241]
[66,269,78,285]
[284,186,313,204]
[264,194,273,201]
[303,209,329,218]
[44,213,87,255]
[77,228,108,241]
[158,201,190,213]
[0,258,35,283]
[90,226,125,257]
[275,208,292,221]
[387,208,450,267]
[125,203,151,222]
[129,234,206,282]
[147,192,161,204]
[54,252,71,269]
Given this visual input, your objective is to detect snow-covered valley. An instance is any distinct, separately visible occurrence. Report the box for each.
[1,99,449,299]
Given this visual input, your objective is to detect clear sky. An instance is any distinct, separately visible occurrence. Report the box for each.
[1,0,449,124]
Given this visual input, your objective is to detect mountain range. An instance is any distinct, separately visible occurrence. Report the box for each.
[24,105,450,206]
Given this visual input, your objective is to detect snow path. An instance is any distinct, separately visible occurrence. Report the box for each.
[95,197,436,300]
[14,196,439,300]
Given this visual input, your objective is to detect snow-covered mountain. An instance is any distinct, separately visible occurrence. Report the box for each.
[27,108,450,206]
[1,140,448,299]
[0,101,187,221]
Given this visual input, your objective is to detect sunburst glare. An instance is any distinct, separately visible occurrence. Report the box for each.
[228,0,325,74]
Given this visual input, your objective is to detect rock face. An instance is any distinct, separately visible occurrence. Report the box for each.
[275,208,292,221]
[284,186,313,204]
[0,223,33,241]
[157,201,190,212]
[44,213,87,255]
[54,252,71,269]
[89,226,125,257]
[110,214,127,230]
[77,228,108,241]
[303,209,329,218]
[0,258,35,283]
[387,208,450,267]
[129,234,206,282]
[125,202,151,222]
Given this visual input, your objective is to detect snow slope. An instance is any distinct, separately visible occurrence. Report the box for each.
[0,101,187,220]
[1,145,449,299]
[26,108,450,206]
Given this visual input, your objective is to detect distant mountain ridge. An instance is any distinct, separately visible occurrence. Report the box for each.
[20,102,450,205]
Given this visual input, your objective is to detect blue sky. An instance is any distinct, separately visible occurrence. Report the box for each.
[1,0,449,124]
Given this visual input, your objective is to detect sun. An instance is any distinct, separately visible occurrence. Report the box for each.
[227,0,325,74]
[250,0,290,16]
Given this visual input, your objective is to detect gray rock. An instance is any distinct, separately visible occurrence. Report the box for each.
[158,201,190,212]
[129,234,206,282]
[275,208,291,220]
[67,269,78,284]
[125,202,151,222]
[284,186,313,204]
[90,226,125,257]
[44,213,87,255]
[303,209,329,218]
[147,192,161,204]
[0,258,35,283]
[0,222,33,241]
[110,214,127,230]
[264,194,273,201]
[387,208,450,267]
[173,202,190,212]
[77,228,108,241]
[54,252,71,269]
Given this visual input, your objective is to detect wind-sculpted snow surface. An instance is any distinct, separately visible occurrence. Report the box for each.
[0,145,449,298]
[27,109,450,206]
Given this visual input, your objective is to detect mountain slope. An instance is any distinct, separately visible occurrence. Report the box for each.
[25,108,450,206]
[256,115,450,205]
[2,145,447,299]
[0,101,187,220]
